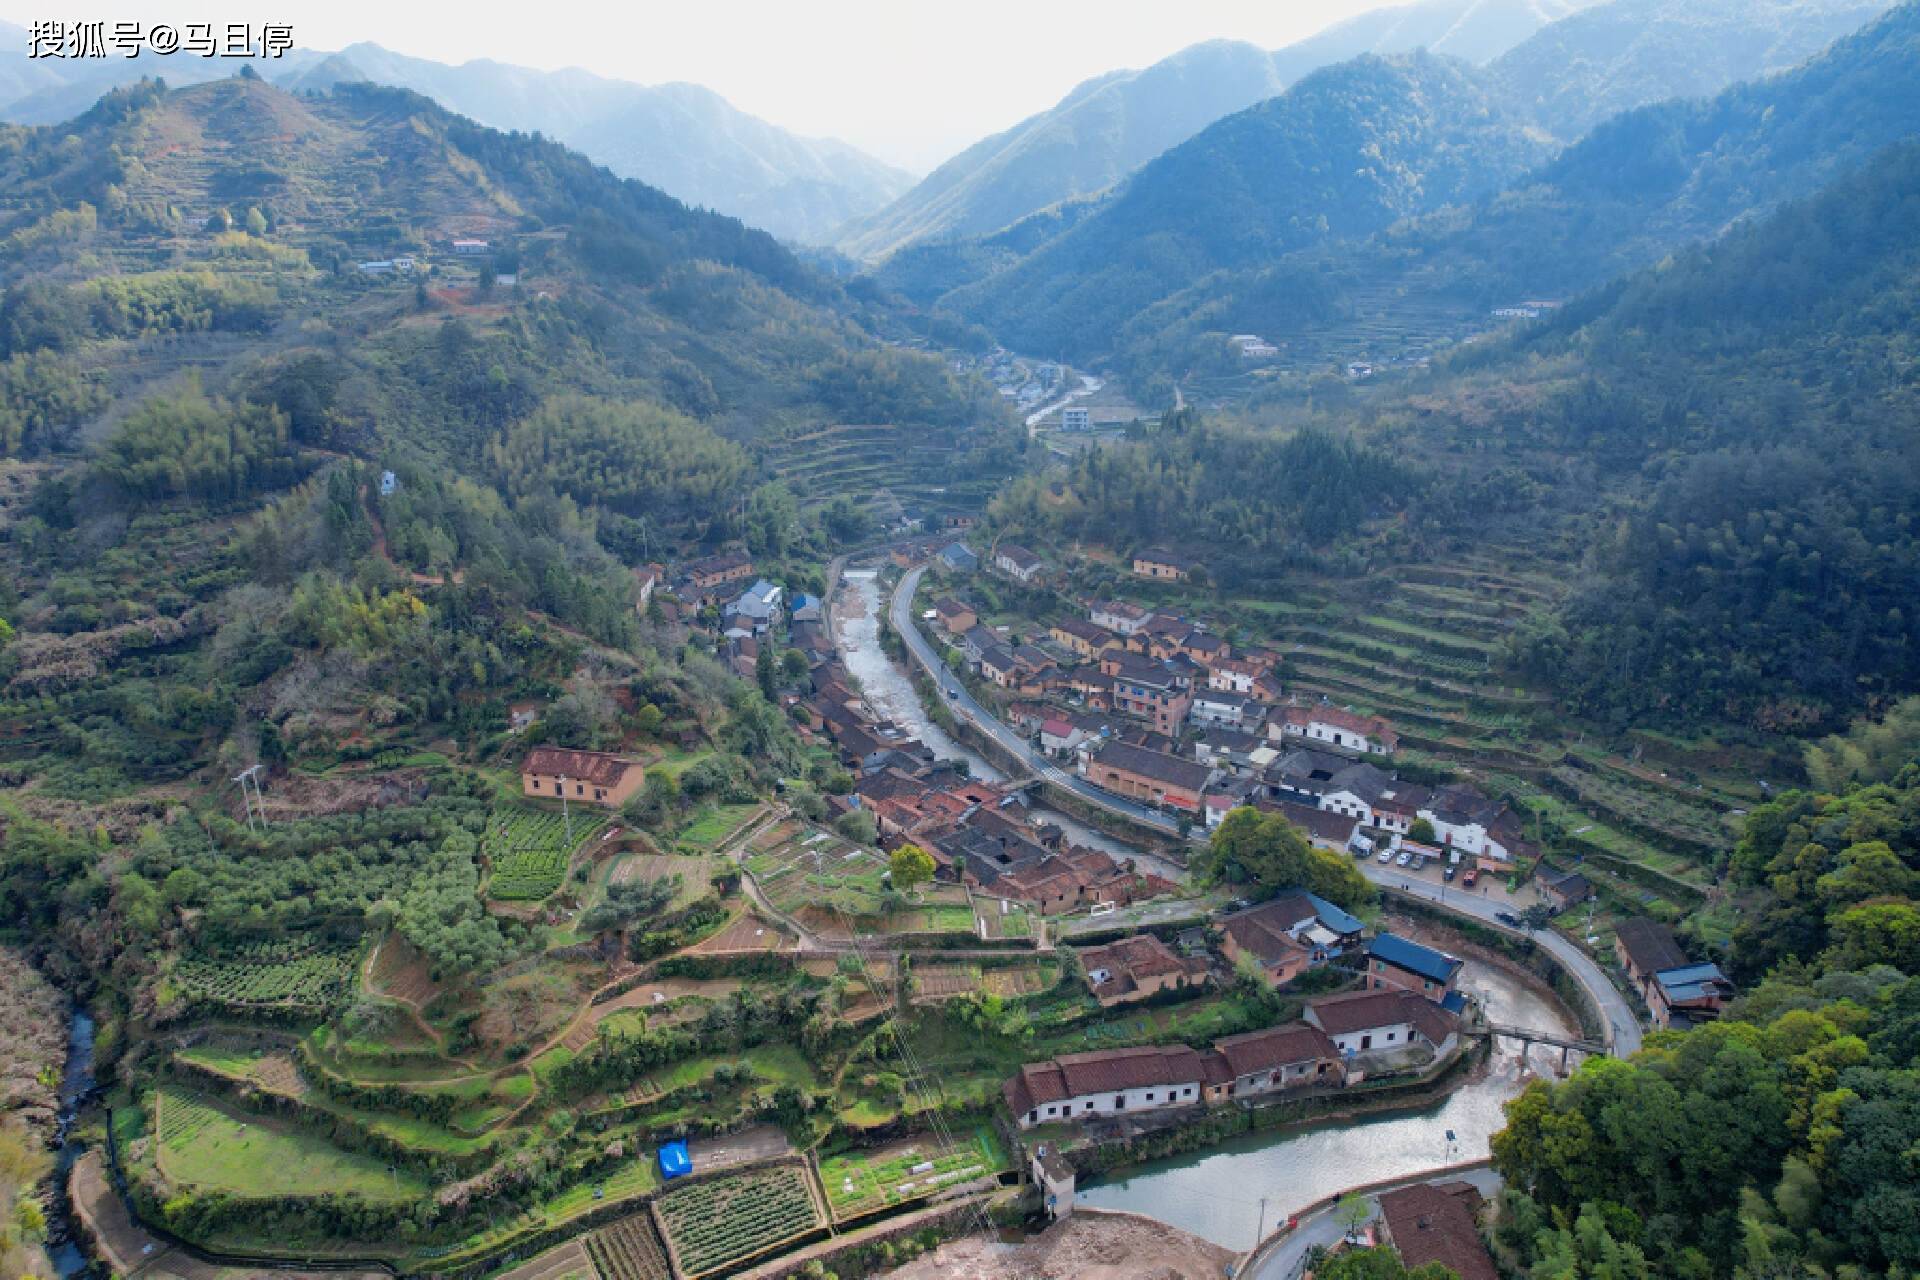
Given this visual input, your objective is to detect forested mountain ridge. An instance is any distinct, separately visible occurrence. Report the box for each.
[929,52,1552,363]
[0,35,912,244]
[871,0,1907,388]
[1484,0,1893,141]
[834,0,1587,263]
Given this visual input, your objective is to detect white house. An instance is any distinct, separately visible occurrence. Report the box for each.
[1270,705,1399,755]
[1190,689,1256,730]
[1090,600,1152,636]
[1304,989,1461,1061]
[1061,406,1091,431]
[994,544,1044,583]
[1003,1045,1207,1129]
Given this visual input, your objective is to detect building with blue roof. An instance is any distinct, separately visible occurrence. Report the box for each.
[937,542,979,573]
[1366,932,1463,997]
[657,1140,691,1180]
[1650,961,1735,1030]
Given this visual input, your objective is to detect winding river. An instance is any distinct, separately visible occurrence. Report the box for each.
[46,1009,98,1279]
[831,569,1579,1250]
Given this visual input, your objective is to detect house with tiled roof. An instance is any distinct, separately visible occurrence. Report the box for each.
[994,543,1045,583]
[1090,599,1152,636]
[1084,741,1213,813]
[1075,934,1209,1007]
[1377,1181,1498,1280]
[1219,893,1365,987]
[1613,917,1689,1001]
[1649,961,1736,1030]
[1271,703,1399,755]
[1207,1023,1344,1101]
[1305,988,1462,1061]
[1050,617,1113,660]
[519,747,646,808]
[1131,548,1197,580]
[1003,1045,1209,1128]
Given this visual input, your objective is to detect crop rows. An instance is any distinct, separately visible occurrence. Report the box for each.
[157,1091,220,1148]
[173,944,356,1009]
[656,1165,819,1276]
[487,807,598,900]
[585,1214,671,1280]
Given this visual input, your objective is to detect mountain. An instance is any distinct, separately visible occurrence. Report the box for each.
[834,0,1590,263]
[925,53,1554,362]
[1486,0,1895,140]
[939,0,1918,390]
[0,40,911,245]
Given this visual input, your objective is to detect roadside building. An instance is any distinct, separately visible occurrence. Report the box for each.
[1003,1045,1209,1128]
[1649,961,1736,1030]
[1050,617,1112,660]
[1613,917,1689,1004]
[937,542,980,574]
[1084,741,1212,814]
[1218,892,1365,986]
[519,747,646,809]
[1208,1023,1344,1101]
[1364,933,1463,998]
[934,597,978,634]
[1376,1182,1498,1280]
[1538,868,1594,911]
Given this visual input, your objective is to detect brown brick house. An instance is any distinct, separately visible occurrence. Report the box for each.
[1084,741,1211,813]
[520,747,646,808]
[1076,934,1208,1007]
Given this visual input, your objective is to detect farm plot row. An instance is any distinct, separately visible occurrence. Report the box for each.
[585,1214,670,1280]
[819,1127,1006,1219]
[487,806,604,900]
[172,944,358,1010]
[655,1163,820,1277]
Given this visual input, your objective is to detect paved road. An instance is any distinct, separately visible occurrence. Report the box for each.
[1245,1166,1504,1280]
[1361,864,1642,1057]
[891,566,1185,837]
[888,567,1642,1059]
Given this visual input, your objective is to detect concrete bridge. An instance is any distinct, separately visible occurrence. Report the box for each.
[1486,1021,1610,1074]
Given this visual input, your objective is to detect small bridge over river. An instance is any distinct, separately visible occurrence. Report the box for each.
[1487,1021,1610,1073]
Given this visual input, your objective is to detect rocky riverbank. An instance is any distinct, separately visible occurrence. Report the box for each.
[878,1208,1234,1280]
[0,947,68,1138]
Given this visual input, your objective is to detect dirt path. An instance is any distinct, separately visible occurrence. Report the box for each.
[879,1208,1235,1280]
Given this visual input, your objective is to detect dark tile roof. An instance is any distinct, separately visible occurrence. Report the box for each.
[1614,917,1688,974]
[1091,741,1212,792]
[1307,988,1460,1043]
[521,747,639,786]
[1378,1182,1496,1280]
[1213,1023,1339,1078]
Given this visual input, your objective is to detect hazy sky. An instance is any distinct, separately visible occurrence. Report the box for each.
[4,2,1389,169]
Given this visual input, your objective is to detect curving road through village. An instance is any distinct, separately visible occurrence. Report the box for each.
[885,564,1643,1058]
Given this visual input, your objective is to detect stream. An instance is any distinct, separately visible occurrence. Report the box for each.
[831,569,1579,1250]
[45,1008,98,1279]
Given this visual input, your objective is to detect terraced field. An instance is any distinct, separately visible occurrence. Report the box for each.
[153,1088,425,1199]
[1211,544,1751,901]
[486,805,606,900]
[655,1163,822,1277]
[818,1127,1006,1220]
[172,941,358,1013]
[759,424,1001,522]
[585,1214,669,1280]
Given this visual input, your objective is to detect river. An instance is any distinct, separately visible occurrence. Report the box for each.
[833,570,1180,875]
[1074,959,1574,1250]
[832,569,1573,1251]
[46,1009,98,1279]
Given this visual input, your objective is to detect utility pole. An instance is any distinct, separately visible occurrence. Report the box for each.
[558,775,573,845]
[1255,1196,1268,1249]
[233,764,266,834]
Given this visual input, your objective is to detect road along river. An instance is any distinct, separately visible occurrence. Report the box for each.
[833,570,1182,877]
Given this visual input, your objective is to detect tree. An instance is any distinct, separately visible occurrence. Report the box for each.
[756,645,778,701]
[889,843,935,895]
[244,206,268,236]
[835,808,877,846]
[1195,807,1372,908]
[1520,902,1558,931]
[1335,1193,1371,1242]
[1408,818,1437,845]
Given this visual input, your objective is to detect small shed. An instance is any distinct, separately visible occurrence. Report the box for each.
[657,1141,692,1181]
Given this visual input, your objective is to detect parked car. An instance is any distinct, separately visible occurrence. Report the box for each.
[1462,868,1479,887]
[1495,910,1521,927]
[1376,848,1393,864]
[1395,850,1412,867]
[1443,864,1457,882]
[1411,855,1426,872]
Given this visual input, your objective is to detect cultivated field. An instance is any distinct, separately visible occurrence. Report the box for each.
[655,1163,823,1277]
[818,1127,1007,1220]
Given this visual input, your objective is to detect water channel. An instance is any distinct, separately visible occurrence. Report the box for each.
[46,1009,98,1279]
[832,569,1578,1250]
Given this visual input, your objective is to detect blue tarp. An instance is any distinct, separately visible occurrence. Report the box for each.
[657,1141,692,1180]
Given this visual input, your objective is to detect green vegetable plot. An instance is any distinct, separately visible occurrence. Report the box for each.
[656,1164,820,1276]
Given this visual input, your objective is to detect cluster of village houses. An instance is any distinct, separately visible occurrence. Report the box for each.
[1007,888,1472,1130]
[919,543,1544,885]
